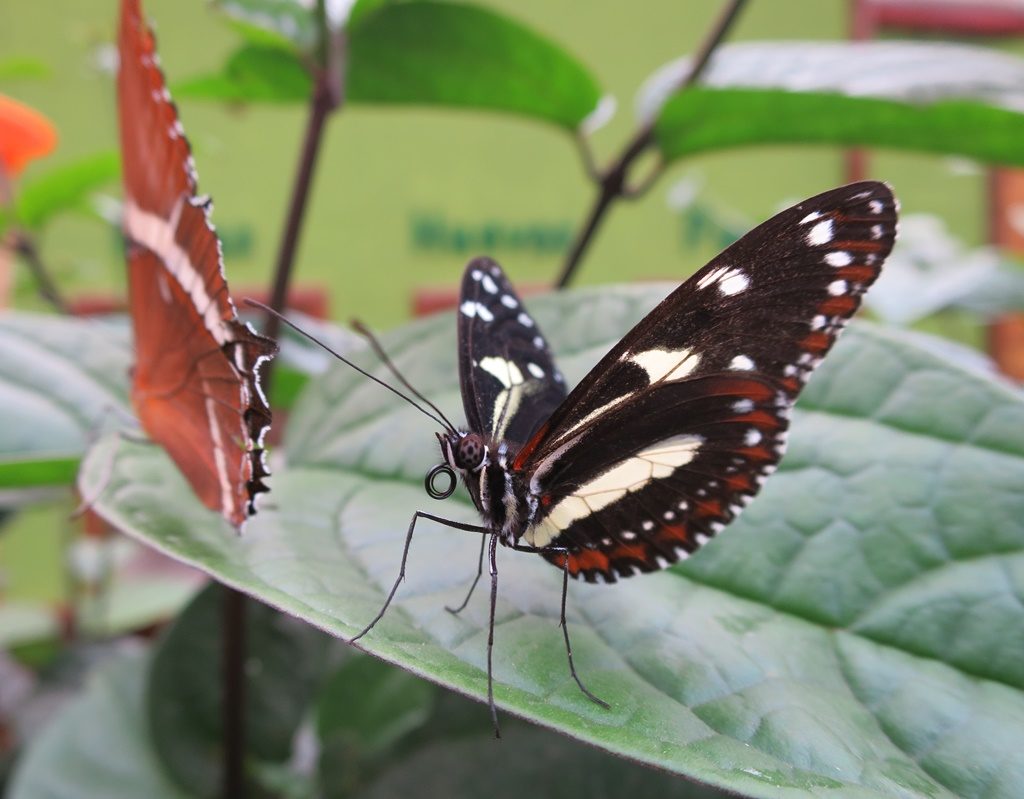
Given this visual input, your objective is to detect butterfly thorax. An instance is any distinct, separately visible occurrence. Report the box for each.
[438,431,534,545]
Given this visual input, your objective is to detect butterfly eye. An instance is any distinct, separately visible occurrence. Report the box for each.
[455,435,485,470]
[424,463,457,500]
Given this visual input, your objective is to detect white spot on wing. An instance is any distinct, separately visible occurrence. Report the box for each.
[825,251,852,267]
[827,280,848,296]
[697,266,748,296]
[800,210,823,225]
[460,301,494,322]
[807,219,834,246]
[481,274,498,294]
[479,357,524,438]
[479,357,523,389]
[730,355,755,371]
[203,382,236,522]
[627,348,701,383]
[527,362,545,379]
[501,294,517,308]
[517,312,534,328]
[718,269,749,295]
[157,272,173,304]
[697,266,725,289]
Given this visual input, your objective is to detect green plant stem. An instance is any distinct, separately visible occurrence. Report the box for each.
[555,0,749,289]
[13,231,69,313]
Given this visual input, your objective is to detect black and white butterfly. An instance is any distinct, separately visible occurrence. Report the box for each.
[302,181,898,734]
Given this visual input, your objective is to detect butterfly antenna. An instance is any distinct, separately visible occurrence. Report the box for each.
[350,319,459,433]
[244,300,456,433]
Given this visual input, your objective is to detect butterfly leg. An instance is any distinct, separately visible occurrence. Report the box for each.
[445,533,486,614]
[486,532,502,738]
[349,511,489,644]
[511,544,610,710]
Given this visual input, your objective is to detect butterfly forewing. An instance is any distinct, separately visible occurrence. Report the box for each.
[458,257,567,445]
[512,181,897,582]
[118,0,275,528]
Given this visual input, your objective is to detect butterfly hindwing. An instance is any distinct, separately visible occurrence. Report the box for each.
[510,181,897,581]
[457,257,567,446]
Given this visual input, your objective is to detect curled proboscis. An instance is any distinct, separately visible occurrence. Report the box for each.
[425,463,456,500]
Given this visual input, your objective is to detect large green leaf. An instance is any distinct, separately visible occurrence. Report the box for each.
[0,313,129,495]
[347,2,604,131]
[182,2,606,132]
[80,285,1024,798]
[7,651,190,799]
[647,42,1024,164]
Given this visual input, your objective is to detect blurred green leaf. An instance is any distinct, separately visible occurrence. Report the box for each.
[656,88,1024,165]
[0,455,79,489]
[0,313,129,499]
[360,727,731,799]
[647,42,1024,164]
[348,2,603,131]
[348,0,400,29]
[212,0,319,52]
[866,214,1024,326]
[147,582,333,798]
[14,152,120,230]
[174,45,311,103]
[316,655,435,794]
[81,284,1024,798]
[0,601,59,650]
[0,57,52,80]
[317,654,435,750]
[7,651,190,799]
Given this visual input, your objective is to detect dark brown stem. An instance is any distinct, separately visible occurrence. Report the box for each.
[221,18,347,799]
[260,29,347,391]
[223,587,247,799]
[12,232,70,313]
[555,0,749,289]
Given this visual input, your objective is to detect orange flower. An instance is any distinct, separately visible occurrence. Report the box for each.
[0,94,57,176]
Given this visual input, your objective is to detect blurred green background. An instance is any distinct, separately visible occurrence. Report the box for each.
[0,0,990,328]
